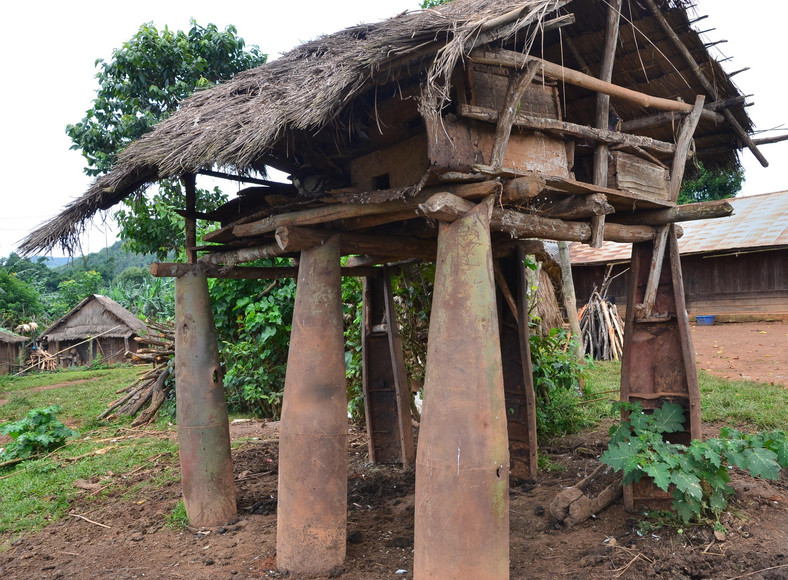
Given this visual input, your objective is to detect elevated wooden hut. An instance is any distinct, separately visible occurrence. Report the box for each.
[0,329,27,375]
[19,1,771,576]
[40,295,147,366]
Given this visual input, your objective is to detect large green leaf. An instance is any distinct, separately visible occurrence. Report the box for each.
[600,441,640,473]
[743,448,780,480]
[643,462,672,491]
[670,470,703,500]
[650,402,685,434]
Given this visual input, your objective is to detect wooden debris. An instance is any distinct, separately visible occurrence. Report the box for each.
[549,463,622,527]
[25,349,58,371]
[579,290,625,361]
[100,323,175,425]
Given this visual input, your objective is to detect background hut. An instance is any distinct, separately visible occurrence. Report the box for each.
[570,191,788,322]
[40,295,147,367]
[0,329,27,375]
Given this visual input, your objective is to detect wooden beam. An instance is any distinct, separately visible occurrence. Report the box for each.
[150,262,392,279]
[611,199,733,226]
[641,0,768,167]
[489,63,540,168]
[536,193,614,220]
[458,105,676,155]
[418,192,670,243]
[619,96,749,132]
[197,169,289,188]
[222,180,501,240]
[471,48,697,114]
[501,175,546,203]
[669,95,706,202]
[637,224,670,319]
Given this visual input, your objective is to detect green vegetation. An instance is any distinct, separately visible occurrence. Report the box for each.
[677,162,743,205]
[0,367,179,541]
[0,406,76,463]
[165,500,189,530]
[601,401,787,524]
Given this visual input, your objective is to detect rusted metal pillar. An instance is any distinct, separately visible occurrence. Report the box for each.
[277,235,347,575]
[175,266,236,527]
[414,199,509,579]
[620,224,701,510]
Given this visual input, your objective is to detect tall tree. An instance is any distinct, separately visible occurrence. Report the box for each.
[67,21,267,257]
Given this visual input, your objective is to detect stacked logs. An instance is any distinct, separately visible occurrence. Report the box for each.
[578,291,624,361]
[99,321,174,426]
[26,349,58,371]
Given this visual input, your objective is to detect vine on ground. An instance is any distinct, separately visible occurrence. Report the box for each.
[601,401,788,523]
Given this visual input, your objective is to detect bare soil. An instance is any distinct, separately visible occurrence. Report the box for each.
[0,324,786,579]
[1,418,786,580]
[692,321,788,387]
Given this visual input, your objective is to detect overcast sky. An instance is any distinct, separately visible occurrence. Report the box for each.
[1,0,786,259]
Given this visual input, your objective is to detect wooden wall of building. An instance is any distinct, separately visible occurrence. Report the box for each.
[0,341,22,375]
[572,249,788,321]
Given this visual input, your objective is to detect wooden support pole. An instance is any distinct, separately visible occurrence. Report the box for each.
[183,173,197,264]
[175,265,236,527]
[277,235,347,575]
[558,241,584,361]
[619,96,749,132]
[591,0,623,249]
[414,198,509,579]
[669,95,706,202]
[489,63,540,168]
[642,0,768,167]
[637,224,670,319]
[471,48,697,114]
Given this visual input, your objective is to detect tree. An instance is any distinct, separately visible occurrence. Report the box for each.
[677,163,743,205]
[0,270,43,329]
[67,21,267,257]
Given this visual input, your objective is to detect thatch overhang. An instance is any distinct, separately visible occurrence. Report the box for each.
[0,329,28,344]
[41,294,148,342]
[20,0,757,256]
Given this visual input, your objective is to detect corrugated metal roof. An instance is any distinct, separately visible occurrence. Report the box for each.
[570,191,788,265]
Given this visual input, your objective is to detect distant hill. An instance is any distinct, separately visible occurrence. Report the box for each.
[52,241,168,278]
[35,256,71,269]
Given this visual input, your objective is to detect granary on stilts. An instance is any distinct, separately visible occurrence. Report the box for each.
[0,329,27,375]
[20,0,777,576]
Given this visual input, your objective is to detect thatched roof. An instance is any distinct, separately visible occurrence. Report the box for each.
[41,295,147,342]
[21,0,755,256]
[0,329,28,344]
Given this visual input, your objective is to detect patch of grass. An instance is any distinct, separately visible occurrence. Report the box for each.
[698,370,788,430]
[0,368,111,393]
[0,366,142,427]
[571,361,788,431]
[537,453,567,473]
[0,433,178,539]
[166,500,189,530]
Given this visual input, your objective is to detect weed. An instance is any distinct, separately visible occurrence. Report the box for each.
[166,500,189,530]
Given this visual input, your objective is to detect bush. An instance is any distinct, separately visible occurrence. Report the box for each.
[0,405,77,464]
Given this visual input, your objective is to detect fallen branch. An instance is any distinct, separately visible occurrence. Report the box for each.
[69,512,111,529]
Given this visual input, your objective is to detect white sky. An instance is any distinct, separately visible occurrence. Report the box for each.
[1,0,786,259]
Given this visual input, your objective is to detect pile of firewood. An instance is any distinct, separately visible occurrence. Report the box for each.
[578,291,624,361]
[99,321,174,426]
[26,349,58,371]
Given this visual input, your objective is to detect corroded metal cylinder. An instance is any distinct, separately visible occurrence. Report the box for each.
[175,266,236,527]
[414,200,510,579]
[277,235,348,574]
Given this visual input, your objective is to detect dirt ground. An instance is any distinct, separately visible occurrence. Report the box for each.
[0,322,786,579]
[692,321,788,387]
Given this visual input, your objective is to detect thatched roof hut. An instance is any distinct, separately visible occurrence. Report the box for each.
[20,0,759,257]
[0,329,27,375]
[41,295,147,366]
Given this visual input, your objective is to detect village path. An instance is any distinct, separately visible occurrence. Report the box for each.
[691,320,788,387]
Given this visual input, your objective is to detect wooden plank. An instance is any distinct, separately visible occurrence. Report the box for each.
[150,262,393,279]
[611,199,733,226]
[638,224,670,319]
[609,151,670,200]
[536,193,614,220]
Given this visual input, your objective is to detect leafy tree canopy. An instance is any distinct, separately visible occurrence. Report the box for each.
[67,21,266,176]
[67,21,266,258]
[677,163,744,205]
[0,270,42,329]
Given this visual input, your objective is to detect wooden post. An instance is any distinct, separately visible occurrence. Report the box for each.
[183,174,197,264]
[361,271,416,467]
[558,241,583,361]
[414,198,509,579]
[174,265,236,527]
[620,225,701,510]
[277,235,347,575]
[489,64,540,168]
[669,95,706,202]
[591,0,623,249]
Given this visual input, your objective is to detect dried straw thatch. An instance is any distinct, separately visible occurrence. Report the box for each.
[0,329,28,345]
[20,0,752,256]
[41,295,147,342]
